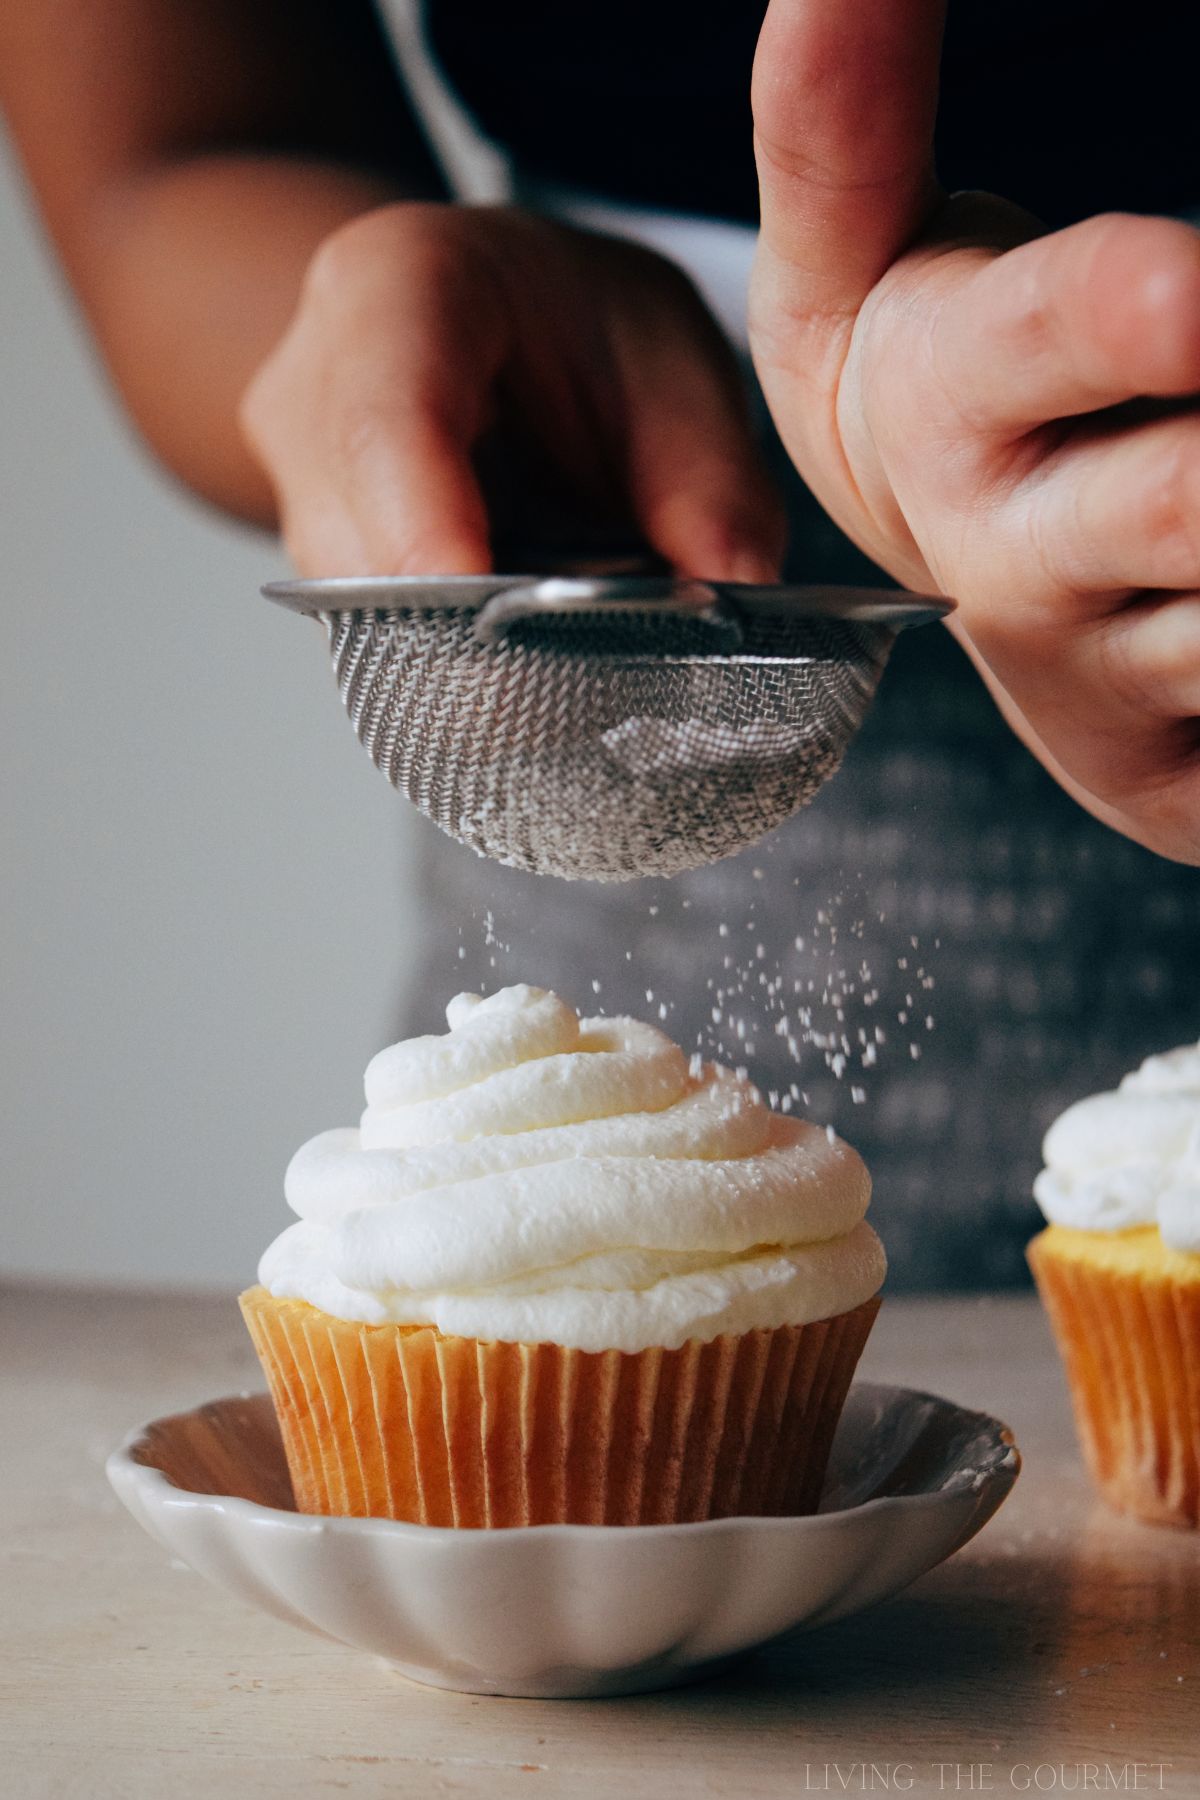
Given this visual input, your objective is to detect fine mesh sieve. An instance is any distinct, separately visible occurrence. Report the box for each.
[263,574,951,881]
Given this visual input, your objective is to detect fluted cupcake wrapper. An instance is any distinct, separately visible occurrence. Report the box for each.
[1028,1226,1200,1529]
[238,1288,881,1527]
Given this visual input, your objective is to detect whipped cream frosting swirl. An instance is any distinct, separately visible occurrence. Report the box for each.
[1034,1043,1200,1255]
[259,985,884,1351]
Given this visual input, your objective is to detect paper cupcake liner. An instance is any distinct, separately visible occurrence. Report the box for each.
[1028,1225,1200,1528]
[239,1288,880,1527]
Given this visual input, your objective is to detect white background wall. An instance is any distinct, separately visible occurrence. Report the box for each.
[1,141,424,1290]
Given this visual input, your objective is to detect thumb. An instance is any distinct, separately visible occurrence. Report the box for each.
[752,0,945,324]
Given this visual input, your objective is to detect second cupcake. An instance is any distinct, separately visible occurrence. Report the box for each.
[1029,1042,1200,1528]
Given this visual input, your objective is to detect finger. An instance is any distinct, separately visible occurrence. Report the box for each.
[617,303,786,579]
[934,214,1200,438]
[629,415,787,584]
[321,264,498,575]
[632,439,785,584]
[286,214,502,575]
[1021,412,1200,600]
[336,403,493,576]
[241,336,494,579]
[1102,596,1200,719]
[947,619,1200,861]
[752,0,945,324]
[253,386,492,578]
[276,490,372,580]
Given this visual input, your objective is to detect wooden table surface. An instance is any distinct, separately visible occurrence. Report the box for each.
[3,1282,1197,1799]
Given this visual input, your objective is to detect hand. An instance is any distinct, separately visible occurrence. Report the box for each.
[750,0,1200,862]
[240,202,783,581]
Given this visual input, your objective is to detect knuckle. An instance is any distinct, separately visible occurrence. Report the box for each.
[996,260,1055,366]
[1073,210,1153,279]
[303,216,371,301]
[1142,441,1200,585]
[1095,613,1158,715]
[1081,209,1139,247]
[1081,213,1200,333]
[1092,591,1200,721]
[303,203,432,303]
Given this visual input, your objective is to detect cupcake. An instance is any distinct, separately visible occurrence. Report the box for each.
[241,984,884,1527]
[1028,1043,1200,1527]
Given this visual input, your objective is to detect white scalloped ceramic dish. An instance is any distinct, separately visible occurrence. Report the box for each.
[107,1381,1019,1697]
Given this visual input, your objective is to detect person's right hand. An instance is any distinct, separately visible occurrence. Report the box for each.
[239,202,784,581]
[750,0,1200,863]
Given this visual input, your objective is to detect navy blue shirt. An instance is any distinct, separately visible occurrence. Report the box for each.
[429,0,1199,225]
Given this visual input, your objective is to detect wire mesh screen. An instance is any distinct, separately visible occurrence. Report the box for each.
[324,604,896,879]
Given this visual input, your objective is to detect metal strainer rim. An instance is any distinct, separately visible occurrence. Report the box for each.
[262,576,953,644]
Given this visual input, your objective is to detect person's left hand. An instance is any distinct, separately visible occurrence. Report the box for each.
[240,204,784,581]
[751,0,1200,862]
